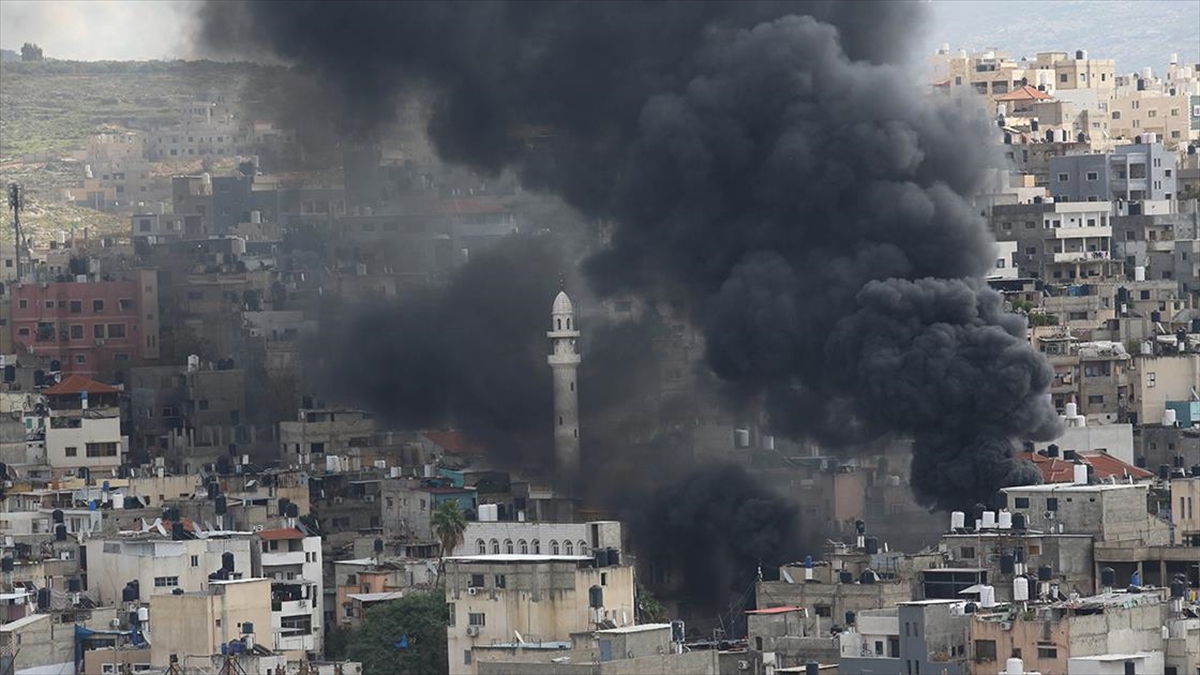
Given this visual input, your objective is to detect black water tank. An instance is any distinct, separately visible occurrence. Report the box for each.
[1031,119,1040,132]
[222,552,235,573]
[67,578,81,593]
[845,611,856,626]
[0,557,12,572]
[129,610,139,626]
[374,538,384,553]
[1047,444,1059,458]
[588,585,603,609]
[171,522,185,541]
[78,545,87,570]
[1101,567,1116,587]
[594,550,608,568]
[964,602,977,614]
[1175,455,1186,468]
[1171,580,1185,598]
[172,587,184,595]
[1063,449,1077,460]
[1000,554,1015,574]
[608,548,620,566]
[215,496,227,515]
[1012,513,1026,529]
[278,498,290,517]
[1190,465,1200,477]
[242,622,254,634]
[864,537,878,555]
[287,502,299,518]
[55,524,67,541]
[806,661,819,675]
[37,588,51,610]
[207,481,219,499]
[839,570,854,584]
[1123,661,1135,675]
[671,620,685,642]
[855,520,865,535]
[1159,464,1171,480]
[1038,565,1053,582]
[860,570,876,584]
[1135,456,1146,468]
[122,585,136,603]
[1014,548,1025,564]
[52,509,64,524]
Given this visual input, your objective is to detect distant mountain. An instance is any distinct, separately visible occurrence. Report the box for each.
[0,49,19,63]
[922,0,1200,75]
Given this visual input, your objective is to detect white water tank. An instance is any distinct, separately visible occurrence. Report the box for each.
[980,585,996,608]
[111,493,125,510]
[1142,67,1153,80]
[951,511,966,530]
[1135,266,1146,281]
[1006,657,1025,675]
[981,511,997,529]
[1074,463,1089,485]
[137,607,149,623]
[250,210,261,224]
[734,429,750,448]
[1064,401,1078,418]
[1013,577,1030,602]
[1145,132,1158,145]
[998,511,1012,529]
[761,435,775,451]
[187,354,200,373]
[1164,409,1178,426]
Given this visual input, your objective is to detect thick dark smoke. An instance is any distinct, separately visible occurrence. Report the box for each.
[201,0,1058,594]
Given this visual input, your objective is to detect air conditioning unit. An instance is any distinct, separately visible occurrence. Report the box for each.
[364,495,375,503]
[467,587,478,596]
[111,618,122,628]
[465,626,480,637]
[95,339,105,346]
[738,660,750,671]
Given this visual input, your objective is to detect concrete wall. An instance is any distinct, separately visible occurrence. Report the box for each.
[86,537,255,603]
[45,415,126,472]
[1171,477,1200,544]
[475,650,715,675]
[1132,354,1200,426]
[457,522,593,557]
[149,578,272,667]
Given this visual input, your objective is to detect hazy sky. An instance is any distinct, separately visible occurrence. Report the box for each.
[1,0,1197,71]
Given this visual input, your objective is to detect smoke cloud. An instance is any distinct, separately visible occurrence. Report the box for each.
[201,0,1059,595]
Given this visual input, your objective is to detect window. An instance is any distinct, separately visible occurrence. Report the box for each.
[1014,497,1030,508]
[1112,111,1121,120]
[448,603,456,627]
[92,299,104,312]
[469,574,485,588]
[1057,173,1070,182]
[1148,109,1157,118]
[551,540,560,555]
[17,327,29,337]
[565,541,574,555]
[70,325,83,339]
[975,639,997,663]
[65,446,77,457]
[519,539,528,554]
[490,539,500,554]
[504,539,513,554]
[115,353,129,362]
[468,613,485,627]
[75,354,87,364]
[119,298,133,310]
[494,574,506,589]
[18,299,27,309]
[1148,373,1156,388]
[1088,395,1104,404]
[1046,497,1059,511]
[464,650,472,665]
[532,540,541,554]
[1059,73,1068,83]
[199,399,209,411]
[191,555,200,568]
[154,576,179,587]
[960,546,976,559]
[93,324,106,339]
[815,604,832,618]
[1037,647,1057,659]
[86,442,118,457]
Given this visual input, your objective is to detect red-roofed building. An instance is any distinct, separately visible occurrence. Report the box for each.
[421,430,485,459]
[44,373,126,478]
[1018,450,1153,484]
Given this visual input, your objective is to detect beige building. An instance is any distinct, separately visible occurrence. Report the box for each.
[1171,476,1200,545]
[1130,353,1200,426]
[85,535,256,603]
[445,554,636,675]
[1001,483,1170,545]
[149,577,273,667]
[1111,91,1195,147]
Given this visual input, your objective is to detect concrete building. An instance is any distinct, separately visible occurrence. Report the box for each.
[9,269,160,378]
[279,408,376,470]
[84,535,255,603]
[148,577,272,668]
[840,599,971,675]
[445,553,635,675]
[42,375,127,478]
[1050,143,1178,203]
[1171,476,1200,545]
[548,290,581,477]
[454,520,621,559]
[1002,482,1170,546]
[258,527,323,655]
[1130,353,1200,427]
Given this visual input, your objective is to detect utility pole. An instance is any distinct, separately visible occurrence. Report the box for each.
[7,183,22,282]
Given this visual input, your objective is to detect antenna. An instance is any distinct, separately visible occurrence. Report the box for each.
[8,183,23,281]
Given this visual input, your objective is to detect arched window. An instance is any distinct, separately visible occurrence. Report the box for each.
[579,541,589,555]
[551,540,560,555]
[566,317,571,329]
[476,539,486,555]
[557,318,562,330]
[564,541,574,555]
[519,539,528,554]
[504,539,514,554]
[532,539,541,555]
[490,539,500,554]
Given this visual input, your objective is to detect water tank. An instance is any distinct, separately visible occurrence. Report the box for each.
[1073,463,1088,485]
[171,522,185,541]
[979,585,996,608]
[981,511,997,529]
[588,585,603,609]
[860,570,877,585]
[864,537,878,555]
[671,620,685,642]
[594,549,608,568]
[805,662,819,675]
[373,538,384,553]
[963,602,977,614]
[1165,409,1179,427]
[839,570,854,584]
[1014,548,1025,565]
[286,502,299,519]
[55,524,67,541]
[1159,464,1171,480]
[0,557,12,573]
[845,611,856,626]
[1075,49,1086,60]
[1101,567,1116,588]
[1046,444,1059,458]
[278,498,290,517]
[1171,580,1185,599]
[607,548,620,566]
[950,511,966,530]
[242,621,254,634]
[1174,454,1185,468]
[138,607,149,623]
[998,511,1012,530]
[734,429,750,448]
[52,509,64,524]
[1190,465,1200,477]
[1014,576,1030,602]
[1006,657,1026,675]
[1012,513,1026,530]
[67,578,81,593]
[111,493,125,510]
[222,552,235,573]
[1063,449,1077,460]
[855,520,865,535]
[1000,554,1015,574]
[215,496,227,515]
[37,588,50,610]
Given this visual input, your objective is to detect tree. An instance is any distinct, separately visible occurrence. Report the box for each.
[345,590,448,675]
[20,43,43,61]
[431,500,467,572]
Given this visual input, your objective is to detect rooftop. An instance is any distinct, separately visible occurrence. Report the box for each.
[446,554,594,564]
[746,606,804,616]
[595,623,672,635]
[1018,451,1154,483]
[347,591,407,603]
[0,614,47,632]
[1002,482,1146,494]
[422,430,484,456]
[995,85,1055,102]
[43,375,118,396]
[258,528,305,541]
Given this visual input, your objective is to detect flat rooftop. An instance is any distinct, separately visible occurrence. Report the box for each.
[595,623,671,635]
[446,554,594,563]
[1002,483,1144,493]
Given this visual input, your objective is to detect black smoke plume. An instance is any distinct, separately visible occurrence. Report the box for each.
[202,0,1057,566]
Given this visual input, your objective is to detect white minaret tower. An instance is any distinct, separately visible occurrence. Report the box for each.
[548,288,581,477]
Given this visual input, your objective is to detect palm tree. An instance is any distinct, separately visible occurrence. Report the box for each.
[431,500,468,580]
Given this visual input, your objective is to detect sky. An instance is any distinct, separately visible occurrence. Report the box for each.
[1,0,1198,73]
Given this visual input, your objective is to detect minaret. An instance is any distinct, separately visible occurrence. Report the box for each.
[548,288,581,477]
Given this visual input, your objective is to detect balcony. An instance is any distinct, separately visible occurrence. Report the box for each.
[273,597,311,614]
[262,551,306,566]
[1053,251,1111,263]
[1045,226,1112,239]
